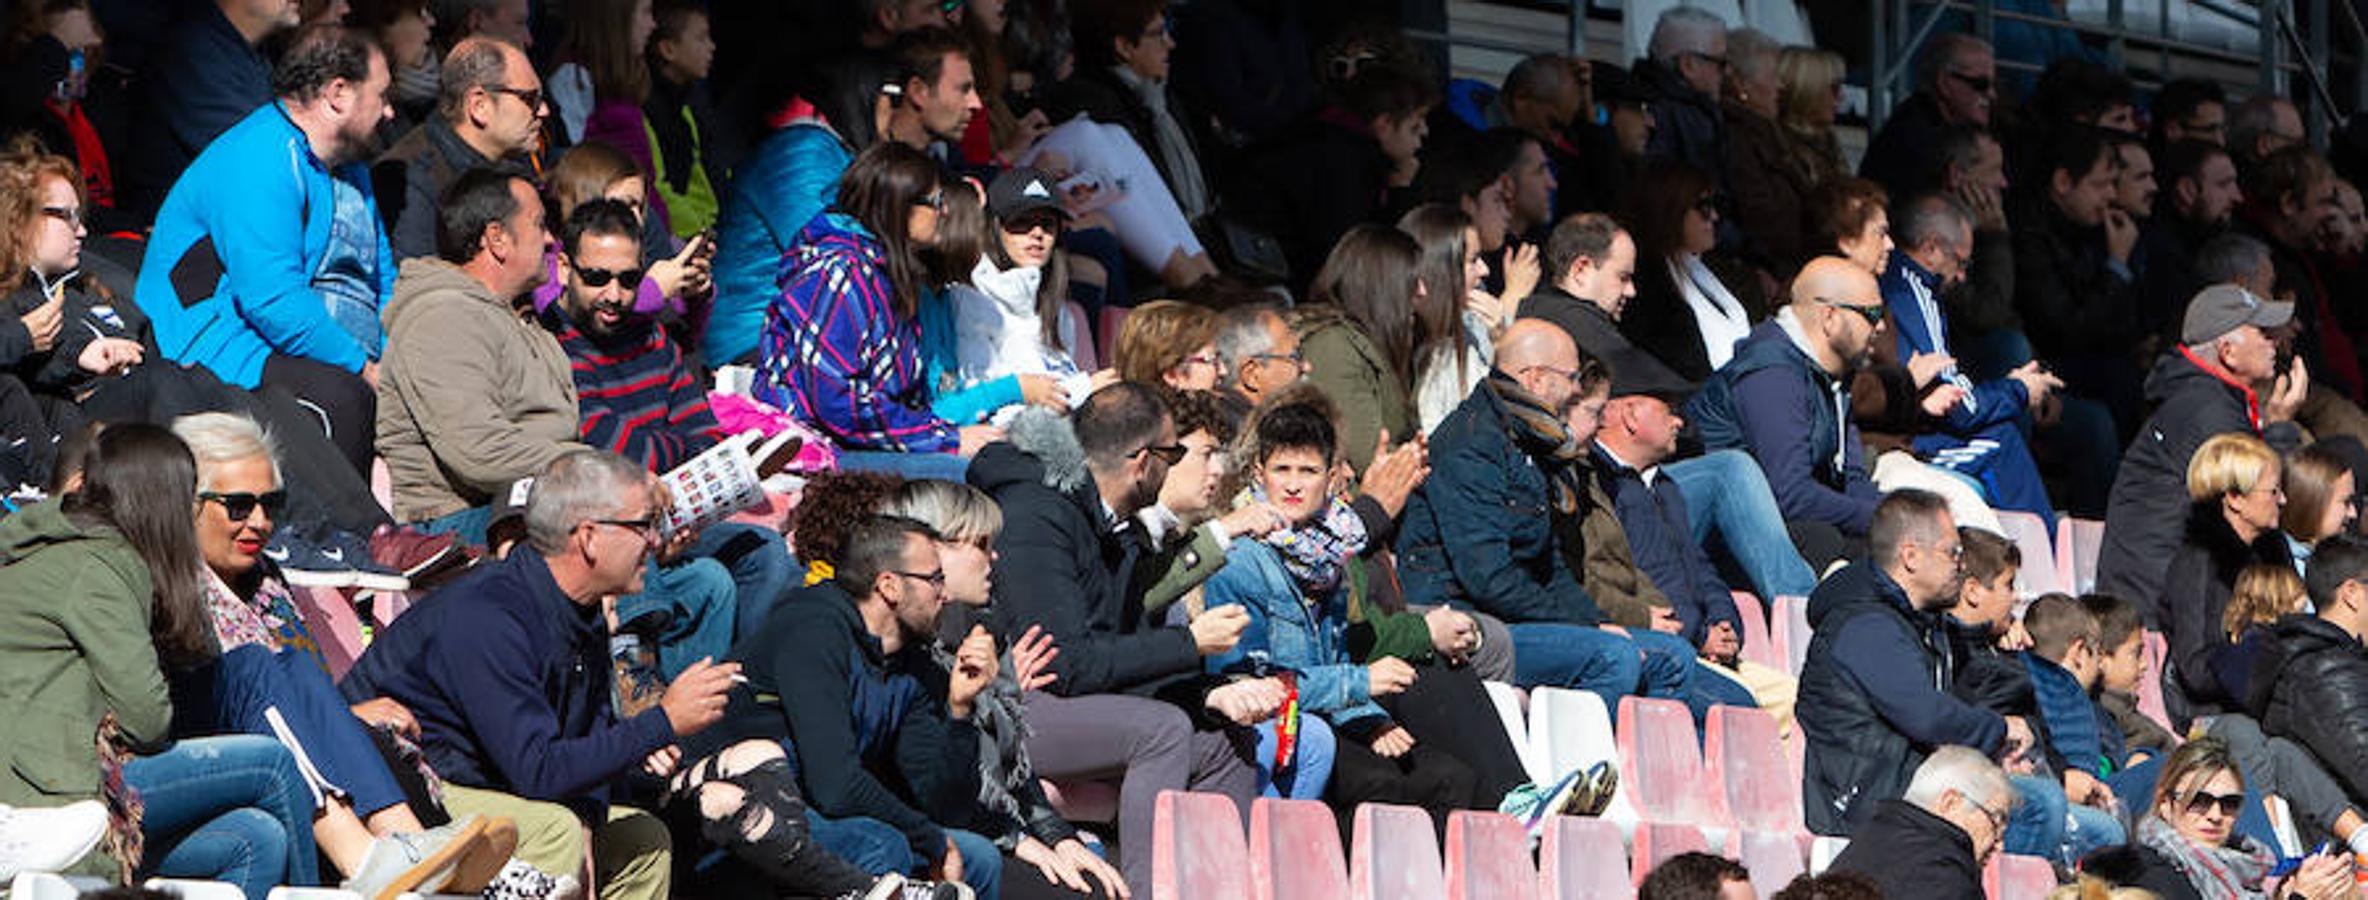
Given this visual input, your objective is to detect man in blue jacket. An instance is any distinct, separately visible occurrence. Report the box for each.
[1398,320,1713,718]
[1884,194,2065,528]
[1798,488,2035,836]
[341,450,740,900]
[134,24,394,478]
[1589,354,1741,650]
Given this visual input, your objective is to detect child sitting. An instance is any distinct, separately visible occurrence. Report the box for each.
[2083,594,2178,758]
[2023,596,2154,819]
[2212,564,2309,703]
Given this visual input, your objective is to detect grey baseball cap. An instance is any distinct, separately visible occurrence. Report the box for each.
[2181,284,2294,345]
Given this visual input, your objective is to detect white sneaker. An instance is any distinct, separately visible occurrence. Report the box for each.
[0,801,108,883]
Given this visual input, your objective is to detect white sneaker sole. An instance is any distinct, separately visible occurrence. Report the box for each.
[281,567,411,592]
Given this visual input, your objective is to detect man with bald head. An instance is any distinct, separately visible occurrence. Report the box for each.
[375,36,550,260]
[1398,320,1733,722]
[1688,257,1890,537]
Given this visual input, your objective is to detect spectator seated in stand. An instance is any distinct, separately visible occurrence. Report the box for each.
[124,0,297,216]
[2084,594,2179,759]
[929,168,1093,429]
[2163,434,2294,720]
[1631,7,1728,189]
[1825,746,2014,900]
[373,36,546,262]
[1639,852,1754,900]
[1859,35,1997,200]
[2250,533,2368,855]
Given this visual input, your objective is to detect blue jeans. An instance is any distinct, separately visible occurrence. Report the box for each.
[1663,451,1819,598]
[1251,713,1335,800]
[126,735,320,899]
[1507,624,1729,721]
[806,811,1002,900]
[186,644,407,817]
[413,504,493,547]
[836,450,971,481]
[682,522,795,639]
[615,555,739,680]
[2007,774,2126,866]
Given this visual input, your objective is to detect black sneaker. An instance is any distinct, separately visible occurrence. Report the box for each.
[268,522,411,591]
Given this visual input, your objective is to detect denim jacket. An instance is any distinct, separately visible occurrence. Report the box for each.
[1201,540,1389,729]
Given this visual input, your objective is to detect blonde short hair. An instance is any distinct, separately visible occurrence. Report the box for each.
[2187,432,2279,501]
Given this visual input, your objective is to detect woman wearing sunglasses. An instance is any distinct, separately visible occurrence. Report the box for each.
[1620,159,1767,384]
[2108,738,2359,900]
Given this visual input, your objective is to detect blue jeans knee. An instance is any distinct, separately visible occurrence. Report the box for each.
[1254,713,1334,801]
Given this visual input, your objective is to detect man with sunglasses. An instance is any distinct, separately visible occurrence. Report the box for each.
[375,36,548,262]
[1860,34,1997,200]
[1631,7,1728,191]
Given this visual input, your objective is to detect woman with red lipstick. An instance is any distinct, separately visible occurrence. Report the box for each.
[1200,397,1530,833]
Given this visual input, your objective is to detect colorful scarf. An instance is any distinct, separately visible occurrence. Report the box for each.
[2138,812,2275,899]
[1482,369,1588,515]
[1253,487,1368,598]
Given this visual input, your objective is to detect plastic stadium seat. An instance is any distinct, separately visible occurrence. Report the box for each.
[1615,697,1733,834]
[1808,836,1849,875]
[1985,853,2058,899]
[1098,305,1129,371]
[1528,688,1639,834]
[1995,511,2067,599]
[1484,680,1548,783]
[11,873,106,900]
[1446,811,1538,900]
[2138,631,2179,741]
[1351,803,1450,900]
[1772,595,1813,676]
[1630,823,1714,886]
[1703,706,1803,832]
[1152,791,1250,900]
[1736,829,1808,898]
[370,457,394,516]
[287,585,369,679]
[1730,592,1784,672]
[1250,798,1347,900]
[1044,779,1121,825]
[144,880,246,900]
[1063,301,1098,371]
[1538,816,1635,900]
[2062,517,2105,595]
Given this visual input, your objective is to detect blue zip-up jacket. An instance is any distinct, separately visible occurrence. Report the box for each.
[708,118,850,367]
[709,584,982,860]
[1396,378,1607,625]
[1688,313,1881,536]
[1881,253,2029,435]
[755,212,958,452]
[338,551,674,821]
[1201,540,1390,729]
[2025,653,2107,777]
[913,285,1026,425]
[1589,443,1739,646]
[135,102,386,388]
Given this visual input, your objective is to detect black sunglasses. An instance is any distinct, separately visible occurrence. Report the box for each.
[572,262,645,290]
[201,490,288,522]
[2182,789,2245,818]
[1818,298,1887,327]
[895,569,948,589]
[1946,70,1996,95]
[914,192,946,212]
[1136,442,1189,465]
[484,84,544,111]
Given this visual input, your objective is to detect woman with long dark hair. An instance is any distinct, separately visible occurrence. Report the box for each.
[548,0,669,229]
[1298,224,1425,474]
[755,143,998,469]
[0,424,317,898]
[932,168,1087,424]
[1621,160,1765,383]
[1397,203,1500,434]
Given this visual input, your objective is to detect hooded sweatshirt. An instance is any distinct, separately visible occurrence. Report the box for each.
[376,257,584,522]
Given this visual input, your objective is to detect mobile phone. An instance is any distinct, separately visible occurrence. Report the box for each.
[2270,841,2335,878]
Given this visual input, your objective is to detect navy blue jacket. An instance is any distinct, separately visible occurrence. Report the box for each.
[339,552,674,821]
[702,585,981,860]
[1590,443,1737,645]
[1688,315,1881,536]
[2027,653,2108,778]
[1397,379,1606,626]
[127,3,272,214]
[1799,563,2005,834]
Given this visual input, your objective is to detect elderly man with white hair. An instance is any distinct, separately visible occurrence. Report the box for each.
[1827,746,2016,900]
[1631,6,1730,184]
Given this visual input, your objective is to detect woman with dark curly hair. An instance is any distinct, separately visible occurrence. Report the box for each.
[782,469,907,583]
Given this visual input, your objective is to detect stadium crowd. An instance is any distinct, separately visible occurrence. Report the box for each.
[7,0,2368,897]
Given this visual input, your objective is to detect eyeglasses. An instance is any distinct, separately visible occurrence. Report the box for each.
[1818,298,1888,327]
[200,490,288,522]
[1177,353,1223,373]
[40,206,83,228]
[914,192,946,212]
[591,516,661,543]
[1135,442,1189,465]
[1248,349,1306,369]
[1684,50,1730,69]
[1946,70,1996,95]
[570,260,645,289]
[483,85,544,112]
[1964,792,2008,831]
[2181,789,2245,818]
[894,569,947,589]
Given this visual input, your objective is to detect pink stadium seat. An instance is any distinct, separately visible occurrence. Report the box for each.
[1151,791,1249,900]
[1098,305,1129,371]
[1984,853,2057,899]
[1042,779,1121,825]
[1250,798,1346,900]
[2137,631,2178,741]
[2063,517,2105,595]
[1539,816,1634,900]
[1730,592,1784,672]
[1995,511,2066,599]
[1351,803,1449,900]
[1736,830,1807,898]
[1703,706,1802,832]
[1772,595,1812,676]
[1063,302,1098,371]
[1631,823,1713,886]
[1616,697,1732,831]
[286,585,368,679]
[1445,811,1536,900]
[369,457,393,517]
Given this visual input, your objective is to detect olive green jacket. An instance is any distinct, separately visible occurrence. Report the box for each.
[1296,310,1414,475]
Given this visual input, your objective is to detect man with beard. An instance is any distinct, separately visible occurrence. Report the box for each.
[1686,257,1893,538]
[1797,488,2037,836]
[2138,140,2246,343]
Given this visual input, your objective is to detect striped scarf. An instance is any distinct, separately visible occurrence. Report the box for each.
[1482,369,1587,515]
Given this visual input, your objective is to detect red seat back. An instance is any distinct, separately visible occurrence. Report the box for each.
[1351,803,1448,900]
[1616,697,1731,829]
[1704,706,1802,832]
[1538,816,1633,900]
[1251,798,1345,900]
[1151,791,1249,900]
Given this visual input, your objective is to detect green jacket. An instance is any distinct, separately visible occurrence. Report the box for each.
[1135,521,1230,616]
[0,501,171,873]
[1296,310,1413,475]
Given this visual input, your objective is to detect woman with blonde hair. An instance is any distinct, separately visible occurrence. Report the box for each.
[2107,737,2360,900]
[1775,47,1849,188]
[2167,433,2294,718]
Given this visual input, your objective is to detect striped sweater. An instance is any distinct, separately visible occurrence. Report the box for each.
[541,302,722,472]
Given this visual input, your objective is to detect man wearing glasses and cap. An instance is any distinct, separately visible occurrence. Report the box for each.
[2098,283,2309,627]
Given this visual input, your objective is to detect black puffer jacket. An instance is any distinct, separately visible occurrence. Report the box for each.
[2248,612,2368,804]
[1824,799,1985,900]
[2165,503,2292,722]
[2095,349,2303,626]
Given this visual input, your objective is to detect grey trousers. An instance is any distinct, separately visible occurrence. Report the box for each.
[2211,714,2361,843]
[1021,690,1258,897]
